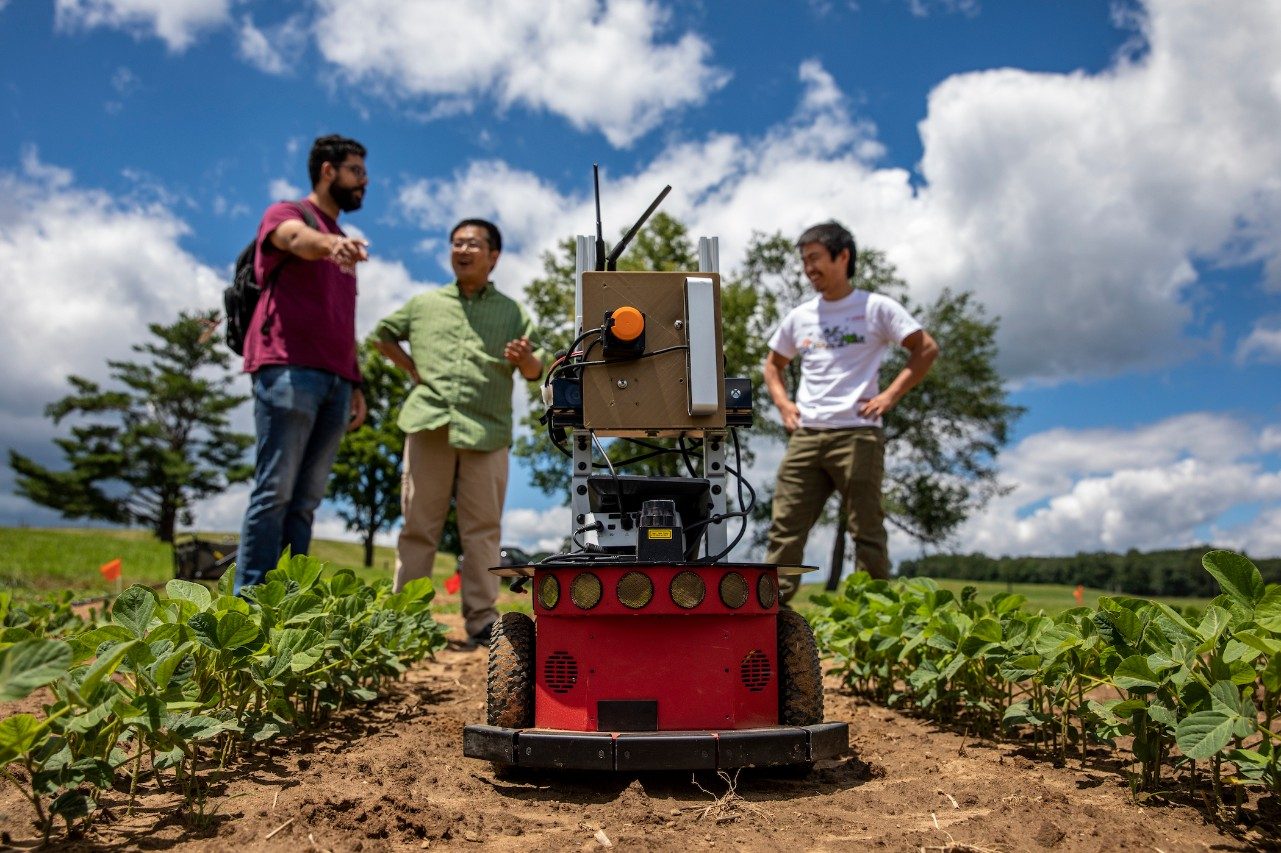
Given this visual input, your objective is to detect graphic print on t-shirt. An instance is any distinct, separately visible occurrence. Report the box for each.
[798,315,868,354]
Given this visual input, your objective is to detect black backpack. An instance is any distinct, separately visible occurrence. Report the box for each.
[223,202,319,355]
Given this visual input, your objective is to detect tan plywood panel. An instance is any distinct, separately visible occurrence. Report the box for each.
[580,271,725,435]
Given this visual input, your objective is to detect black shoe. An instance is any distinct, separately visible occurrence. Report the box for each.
[465,621,495,649]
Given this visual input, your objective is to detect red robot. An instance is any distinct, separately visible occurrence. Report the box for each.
[463,173,848,772]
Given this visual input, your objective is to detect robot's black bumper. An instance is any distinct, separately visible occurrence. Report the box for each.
[463,722,848,771]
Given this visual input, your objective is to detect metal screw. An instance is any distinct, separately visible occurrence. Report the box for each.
[674,320,684,330]
[616,379,628,389]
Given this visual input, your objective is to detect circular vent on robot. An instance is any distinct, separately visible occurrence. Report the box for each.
[720,572,749,608]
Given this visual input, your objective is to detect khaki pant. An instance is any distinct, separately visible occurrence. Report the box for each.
[395,427,506,637]
[765,427,889,591]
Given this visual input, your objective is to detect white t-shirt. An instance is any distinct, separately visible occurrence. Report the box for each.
[767,289,922,429]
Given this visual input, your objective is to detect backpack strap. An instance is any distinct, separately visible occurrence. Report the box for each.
[256,200,328,341]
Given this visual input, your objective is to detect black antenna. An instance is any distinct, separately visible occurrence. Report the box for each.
[592,164,606,272]
[605,184,671,271]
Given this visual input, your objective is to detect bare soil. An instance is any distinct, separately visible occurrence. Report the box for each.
[2,613,1275,852]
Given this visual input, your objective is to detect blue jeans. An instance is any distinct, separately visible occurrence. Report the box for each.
[236,366,352,591]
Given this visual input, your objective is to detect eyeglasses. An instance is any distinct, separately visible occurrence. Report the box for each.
[451,239,489,252]
[339,164,367,179]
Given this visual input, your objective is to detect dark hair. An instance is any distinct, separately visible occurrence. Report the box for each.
[308,135,367,188]
[796,220,857,280]
[451,218,502,253]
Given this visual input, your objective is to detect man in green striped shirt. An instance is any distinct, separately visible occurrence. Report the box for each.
[375,219,544,647]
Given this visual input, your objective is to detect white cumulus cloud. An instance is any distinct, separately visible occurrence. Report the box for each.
[501,506,574,554]
[398,1,1281,386]
[1236,315,1281,364]
[311,0,728,147]
[237,13,308,76]
[958,413,1281,557]
[54,0,234,52]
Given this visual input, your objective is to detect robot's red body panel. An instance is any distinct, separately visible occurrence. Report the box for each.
[532,565,779,731]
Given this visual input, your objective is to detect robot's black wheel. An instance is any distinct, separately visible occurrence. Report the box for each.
[486,612,535,728]
[777,608,823,727]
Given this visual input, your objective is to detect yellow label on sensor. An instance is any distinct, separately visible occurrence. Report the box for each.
[647,528,673,540]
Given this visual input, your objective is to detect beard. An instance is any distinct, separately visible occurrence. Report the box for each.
[331,183,364,213]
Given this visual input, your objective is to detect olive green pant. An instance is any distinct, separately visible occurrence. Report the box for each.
[766,427,889,598]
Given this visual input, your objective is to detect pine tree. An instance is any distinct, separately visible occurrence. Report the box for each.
[8,311,253,542]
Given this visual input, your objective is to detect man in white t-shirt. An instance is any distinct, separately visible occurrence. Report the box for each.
[763,221,939,603]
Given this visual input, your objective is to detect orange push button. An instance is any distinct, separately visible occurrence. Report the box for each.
[610,306,645,341]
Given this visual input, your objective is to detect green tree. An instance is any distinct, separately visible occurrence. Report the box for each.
[327,339,407,567]
[8,311,253,542]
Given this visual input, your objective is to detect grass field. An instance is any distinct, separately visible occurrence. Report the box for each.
[0,527,451,598]
[788,576,1209,616]
[0,527,1209,617]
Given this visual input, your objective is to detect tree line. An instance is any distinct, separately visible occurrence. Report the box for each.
[8,215,1021,569]
[897,547,1281,598]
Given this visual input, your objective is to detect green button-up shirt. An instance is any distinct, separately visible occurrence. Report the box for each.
[375,282,544,451]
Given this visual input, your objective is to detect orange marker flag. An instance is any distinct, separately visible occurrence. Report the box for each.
[99,558,122,582]
[444,570,461,595]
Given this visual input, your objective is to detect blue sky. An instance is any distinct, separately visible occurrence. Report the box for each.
[1,0,1279,570]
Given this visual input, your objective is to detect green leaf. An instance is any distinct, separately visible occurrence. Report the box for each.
[327,570,362,598]
[1222,637,1267,663]
[0,639,72,701]
[216,612,260,651]
[49,790,93,820]
[1146,700,1178,728]
[280,593,324,625]
[1201,550,1265,609]
[189,612,218,649]
[266,553,325,590]
[64,625,133,664]
[0,713,46,765]
[1112,655,1161,691]
[77,640,138,701]
[174,715,235,741]
[1209,680,1243,714]
[1262,655,1281,694]
[165,579,213,612]
[1002,701,1047,728]
[1176,709,1235,760]
[250,581,288,608]
[1195,605,1232,648]
[151,644,191,690]
[273,628,324,672]
[1255,585,1281,632]
[111,585,159,638]
[64,696,115,735]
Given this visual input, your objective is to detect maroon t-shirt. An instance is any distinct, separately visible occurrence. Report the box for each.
[243,200,361,383]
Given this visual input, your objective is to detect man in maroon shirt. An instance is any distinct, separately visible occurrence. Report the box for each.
[235,134,370,590]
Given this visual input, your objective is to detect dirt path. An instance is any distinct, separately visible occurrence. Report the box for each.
[1,613,1272,851]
